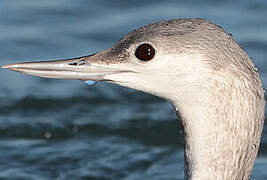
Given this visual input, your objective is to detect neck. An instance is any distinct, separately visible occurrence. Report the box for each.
[172,76,265,180]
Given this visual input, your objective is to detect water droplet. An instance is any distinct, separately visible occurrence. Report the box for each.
[84,80,97,86]
[44,132,52,139]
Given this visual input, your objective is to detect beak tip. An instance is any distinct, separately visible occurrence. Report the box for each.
[2,63,17,70]
[1,64,10,69]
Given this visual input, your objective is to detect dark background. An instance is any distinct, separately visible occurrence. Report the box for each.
[0,0,266,179]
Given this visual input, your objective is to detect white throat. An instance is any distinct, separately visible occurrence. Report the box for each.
[172,74,265,180]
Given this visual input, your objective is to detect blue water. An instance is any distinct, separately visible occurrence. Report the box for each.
[0,0,267,179]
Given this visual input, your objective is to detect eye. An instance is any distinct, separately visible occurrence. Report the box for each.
[135,43,155,61]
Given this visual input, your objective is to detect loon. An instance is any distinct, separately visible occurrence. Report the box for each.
[2,18,265,179]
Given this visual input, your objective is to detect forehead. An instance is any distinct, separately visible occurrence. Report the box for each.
[105,18,225,63]
[114,18,211,50]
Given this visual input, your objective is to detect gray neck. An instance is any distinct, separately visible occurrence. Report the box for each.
[172,76,265,180]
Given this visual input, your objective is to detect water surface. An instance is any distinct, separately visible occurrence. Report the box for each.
[0,0,267,179]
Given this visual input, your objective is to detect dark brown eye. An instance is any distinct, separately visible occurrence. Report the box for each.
[135,43,155,61]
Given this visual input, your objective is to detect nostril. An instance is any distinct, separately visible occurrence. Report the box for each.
[69,62,78,66]
[69,60,86,66]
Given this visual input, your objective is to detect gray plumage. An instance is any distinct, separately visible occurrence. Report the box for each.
[2,18,265,179]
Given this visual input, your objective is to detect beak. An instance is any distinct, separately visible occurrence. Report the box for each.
[2,53,130,81]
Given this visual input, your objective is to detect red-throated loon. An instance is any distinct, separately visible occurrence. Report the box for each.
[2,18,265,180]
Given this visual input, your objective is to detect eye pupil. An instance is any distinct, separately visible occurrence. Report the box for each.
[135,43,155,61]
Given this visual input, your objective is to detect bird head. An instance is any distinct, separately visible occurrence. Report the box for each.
[1,18,250,106]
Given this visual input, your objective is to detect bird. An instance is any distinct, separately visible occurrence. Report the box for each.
[2,18,265,180]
